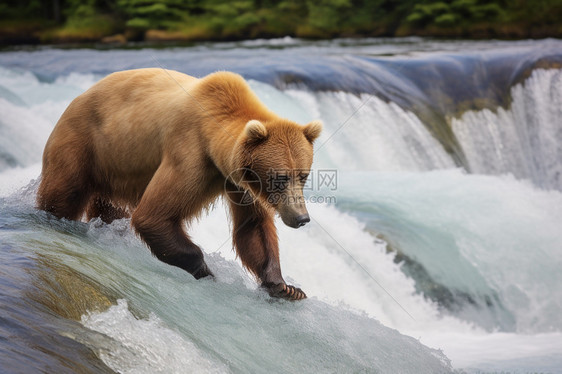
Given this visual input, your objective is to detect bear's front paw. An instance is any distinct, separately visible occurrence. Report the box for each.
[267,283,307,301]
[192,262,214,280]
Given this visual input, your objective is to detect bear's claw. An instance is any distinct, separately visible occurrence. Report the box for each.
[267,283,307,301]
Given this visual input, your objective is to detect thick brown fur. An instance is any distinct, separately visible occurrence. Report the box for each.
[37,68,322,300]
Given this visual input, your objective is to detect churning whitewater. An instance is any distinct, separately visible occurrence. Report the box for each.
[1,38,562,373]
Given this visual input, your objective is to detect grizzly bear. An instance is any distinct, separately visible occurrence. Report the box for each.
[37,68,322,300]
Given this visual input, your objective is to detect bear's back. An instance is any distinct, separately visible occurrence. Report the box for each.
[43,69,200,193]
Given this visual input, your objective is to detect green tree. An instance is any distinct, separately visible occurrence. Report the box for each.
[405,0,505,28]
[115,0,194,29]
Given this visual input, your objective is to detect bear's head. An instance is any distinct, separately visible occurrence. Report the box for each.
[230,119,323,228]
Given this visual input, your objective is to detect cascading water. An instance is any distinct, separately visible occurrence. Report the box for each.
[1,38,562,373]
[452,68,562,191]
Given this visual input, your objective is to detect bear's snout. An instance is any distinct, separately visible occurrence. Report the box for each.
[295,213,310,227]
[280,209,310,229]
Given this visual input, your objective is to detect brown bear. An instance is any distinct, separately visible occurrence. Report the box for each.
[37,68,322,301]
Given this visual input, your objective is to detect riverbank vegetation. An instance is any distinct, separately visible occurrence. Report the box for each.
[1,0,561,45]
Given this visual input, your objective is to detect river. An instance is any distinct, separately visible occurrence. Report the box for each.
[1,37,561,373]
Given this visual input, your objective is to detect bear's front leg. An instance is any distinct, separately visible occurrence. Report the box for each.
[132,214,213,279]
[131,162,214,279]
[226,184,306,301]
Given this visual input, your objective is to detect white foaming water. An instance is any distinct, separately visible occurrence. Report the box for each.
[453,68,562,191]
[0,67,95,170]
[0,98,53,168]
[188,172,562,371]
[342,171,562,331]
[0,164,41,197]
[249,81,455,171]
[6,200,451,373]
[232,75,562,371]
[310,91,455,171]
[189,200,474,334]
[81,300,229,374]
[0,66,96,106]
[2,66,562,373]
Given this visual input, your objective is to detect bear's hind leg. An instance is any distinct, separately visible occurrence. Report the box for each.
[37,131,96,221]
[37,166,92,221]
[86,195,129,224]
[226,184,306,301]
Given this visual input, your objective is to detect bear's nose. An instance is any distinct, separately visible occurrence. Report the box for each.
[295,214,310,227]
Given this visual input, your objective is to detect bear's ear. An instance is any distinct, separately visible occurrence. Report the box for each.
[303,120,323,143]
[244,120,268,142]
